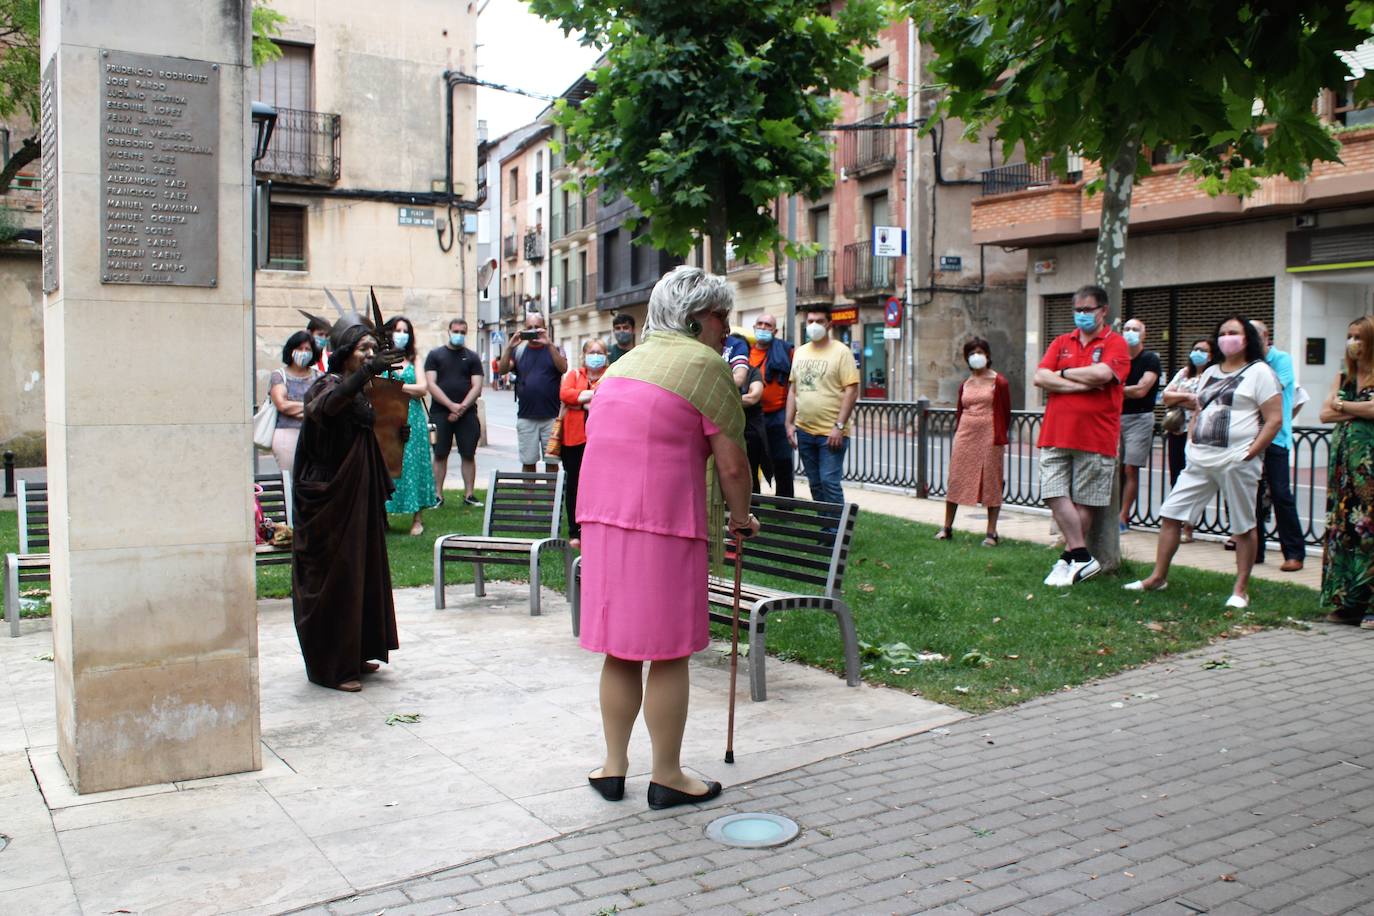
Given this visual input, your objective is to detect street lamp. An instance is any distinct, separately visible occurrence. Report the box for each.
[251,101,277,164]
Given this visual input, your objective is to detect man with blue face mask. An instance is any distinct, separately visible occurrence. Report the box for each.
[748,313,795,497]
[1033,285,1131,587]
[425,318,485,507]
[1118,318,1161,532]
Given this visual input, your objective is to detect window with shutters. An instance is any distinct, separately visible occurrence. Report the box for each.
[254,43,313,110]
[266,204,307,271]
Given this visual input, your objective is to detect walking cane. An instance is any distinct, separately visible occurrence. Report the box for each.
[725,529,745,764]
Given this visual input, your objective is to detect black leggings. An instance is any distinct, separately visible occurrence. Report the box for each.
[1167,432,1187,490]
[562,442,584,539]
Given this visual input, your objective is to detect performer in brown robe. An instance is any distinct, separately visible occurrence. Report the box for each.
[291,318,403,691]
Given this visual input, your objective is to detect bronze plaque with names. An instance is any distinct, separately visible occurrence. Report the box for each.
[99,49,219,287]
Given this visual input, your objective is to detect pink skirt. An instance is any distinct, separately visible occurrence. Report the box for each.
[578,522,708,660]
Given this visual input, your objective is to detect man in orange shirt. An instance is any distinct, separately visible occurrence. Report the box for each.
[748,313,795,497]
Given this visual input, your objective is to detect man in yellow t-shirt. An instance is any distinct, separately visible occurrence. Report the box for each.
[785,307,860,505]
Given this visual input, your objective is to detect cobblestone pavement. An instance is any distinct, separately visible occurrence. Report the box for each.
[295,624,1374,916]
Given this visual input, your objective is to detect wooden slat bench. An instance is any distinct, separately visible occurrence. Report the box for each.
[570,493,861,701]
[5,471,294,636]
[4,479,48,638]
[433,470,571,616]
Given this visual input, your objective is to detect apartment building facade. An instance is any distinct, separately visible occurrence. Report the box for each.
[973,74,1374,414]
[252,0,479,394]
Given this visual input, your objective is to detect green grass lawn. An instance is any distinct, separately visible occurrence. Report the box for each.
[2,499,1323,713]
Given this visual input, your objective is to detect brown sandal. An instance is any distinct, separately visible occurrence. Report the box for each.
[334,680,362,692]
[362,661,380,673]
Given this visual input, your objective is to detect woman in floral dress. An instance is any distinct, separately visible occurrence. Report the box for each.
[1320,316,1374,629]
[382,316,437,536]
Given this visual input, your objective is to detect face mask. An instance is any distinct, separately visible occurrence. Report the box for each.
[292,350,313,368]
[1217,333,1245,356]
[754,329,774,345]
[614,330,633,346]
[450,333,466,348]
[967,353,988,371]
[391,332,410,349]
[1123,330,1141,348]
[313,335,328,351]
[585,353,607,370]
[806,322,826,342]
[1189,349,1209,367]
[1073,310,1099,333]
[1348,338,1362,358]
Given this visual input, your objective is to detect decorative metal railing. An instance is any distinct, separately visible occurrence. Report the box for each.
[833,400,1332,547]
[254,108,341,183]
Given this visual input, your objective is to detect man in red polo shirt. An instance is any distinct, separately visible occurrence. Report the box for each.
[1033,284,1130,587]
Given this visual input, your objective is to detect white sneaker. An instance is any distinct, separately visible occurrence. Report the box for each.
[1044,559,1071,587]
[1065,556,1101,584]
[1225,594,1249,609]
[1124,579,1167,592]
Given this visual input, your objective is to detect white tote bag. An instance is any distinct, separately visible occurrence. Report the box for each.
[252,396,278,451]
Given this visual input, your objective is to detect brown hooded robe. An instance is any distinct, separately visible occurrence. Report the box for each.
[291,372,399,687]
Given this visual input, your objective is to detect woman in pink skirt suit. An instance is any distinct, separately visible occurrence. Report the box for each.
[576,266,760,810]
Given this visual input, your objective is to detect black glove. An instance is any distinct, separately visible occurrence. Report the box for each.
[367,347,405,377]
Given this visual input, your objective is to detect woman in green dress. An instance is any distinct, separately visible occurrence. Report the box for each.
[382,316,438,536]
[1320,315,1374,629]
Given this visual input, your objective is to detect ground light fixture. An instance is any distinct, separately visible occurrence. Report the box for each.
[704,813,800,849]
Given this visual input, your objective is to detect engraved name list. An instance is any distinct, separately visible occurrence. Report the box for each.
[100,50,220,287]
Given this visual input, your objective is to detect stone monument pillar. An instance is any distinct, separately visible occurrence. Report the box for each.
[40,0,260,793]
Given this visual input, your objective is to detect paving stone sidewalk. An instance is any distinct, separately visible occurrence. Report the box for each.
[299,624,1374,916]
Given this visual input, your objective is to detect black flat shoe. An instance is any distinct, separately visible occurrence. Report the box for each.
[588,772,625,801]
[647,780,722,810]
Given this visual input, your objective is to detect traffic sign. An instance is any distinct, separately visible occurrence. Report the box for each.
[884,296,902,328]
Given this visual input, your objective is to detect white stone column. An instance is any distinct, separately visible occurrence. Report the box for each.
[41,0,259,793]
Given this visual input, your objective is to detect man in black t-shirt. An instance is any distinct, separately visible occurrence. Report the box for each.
[1118,317,1161,530]
[425,318,485,506]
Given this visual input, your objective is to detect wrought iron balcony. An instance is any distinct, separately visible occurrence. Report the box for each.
[980,156,1083,196]
[837,113,895,175]
[523,228,545,262]
[502,233,518,260]
[842,240,899,298]
[499,293,520,321]
[253,107,341,184]
[797,250,834,302]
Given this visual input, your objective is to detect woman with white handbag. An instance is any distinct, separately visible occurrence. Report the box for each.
[266,331,321,474]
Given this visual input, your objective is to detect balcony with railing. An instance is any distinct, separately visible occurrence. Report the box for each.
[837,114,896,175]
[253,107,341,184]
[972,130,1374,247]
[797,250,834,303]
[502,233,518,260]
[499,293,520,321]
[842,241,899,299]
[523,228,545,262]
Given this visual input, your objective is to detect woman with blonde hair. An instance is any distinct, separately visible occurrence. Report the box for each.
[559,337,610,550]
[1320,315,1374,629]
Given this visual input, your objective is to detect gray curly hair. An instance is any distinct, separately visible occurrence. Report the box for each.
[643,265,733,338]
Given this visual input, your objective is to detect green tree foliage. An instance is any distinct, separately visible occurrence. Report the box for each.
[528,0,890,272]
[917,1,1368,198]
[916,0,1371,569]
[252,1,287,68]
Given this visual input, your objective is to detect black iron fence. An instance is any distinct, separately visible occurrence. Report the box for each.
[254,108,341,184]
[836,400,1332,547]
[979,156,1083,197]
[842,240,899,298]
[798,250,834,301]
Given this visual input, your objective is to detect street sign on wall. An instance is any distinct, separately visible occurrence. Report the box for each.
[873,225,907,257]
[884,296,902,328]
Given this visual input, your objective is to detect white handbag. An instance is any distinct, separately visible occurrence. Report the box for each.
[252,396,278,451]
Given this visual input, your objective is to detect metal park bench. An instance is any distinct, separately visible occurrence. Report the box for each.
[432,470,572,616]
[4,472,295,637]
[570,493,862,701]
